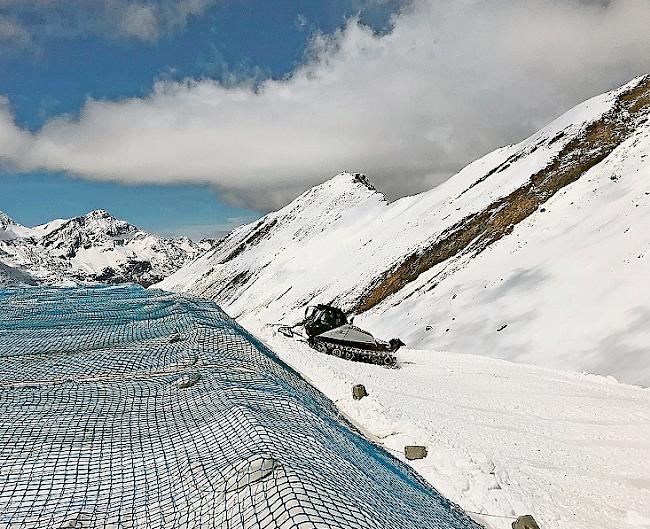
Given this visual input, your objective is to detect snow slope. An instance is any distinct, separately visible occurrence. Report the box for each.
[361,109,650,386]
[159,76,650,528]
[159,75,650,386]
[0,209,207,287]
[258,328,650,529]
[159,82,612,320]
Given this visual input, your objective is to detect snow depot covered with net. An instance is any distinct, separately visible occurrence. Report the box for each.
[0,285,481,529]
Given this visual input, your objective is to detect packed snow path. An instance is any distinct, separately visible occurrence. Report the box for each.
[255,325,650,529]
[0,285,481,529]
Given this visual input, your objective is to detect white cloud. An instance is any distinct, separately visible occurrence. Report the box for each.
[0,14,31,52]
[1,0,650,209]
[295,13,308,30]
[0,0,217,46]
[0,97,30,154]
[119,3,160,41]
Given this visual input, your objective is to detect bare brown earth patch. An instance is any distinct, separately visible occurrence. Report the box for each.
[355,76,650,313]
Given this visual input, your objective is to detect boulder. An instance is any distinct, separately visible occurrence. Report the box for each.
[404,445,428,460]
[352,384,368,400]
[512,515,541,529]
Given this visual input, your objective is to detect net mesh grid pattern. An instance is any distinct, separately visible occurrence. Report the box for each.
[0,285,482,529]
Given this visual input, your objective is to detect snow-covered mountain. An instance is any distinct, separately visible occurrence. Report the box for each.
[0,209,208,287]
[158,75,650,386]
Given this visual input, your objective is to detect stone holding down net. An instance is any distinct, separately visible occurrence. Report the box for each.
[0,285,482,529]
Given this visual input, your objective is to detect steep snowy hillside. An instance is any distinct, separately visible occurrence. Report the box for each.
[159,75,650,385]
[159,172,388,316]
[0,209,207,287]
[361,105,650,386]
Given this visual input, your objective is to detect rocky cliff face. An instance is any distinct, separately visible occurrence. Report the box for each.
[159,76,650,385]
[0,209,207,287]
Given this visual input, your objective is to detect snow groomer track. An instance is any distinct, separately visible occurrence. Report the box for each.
[0,286,482,529]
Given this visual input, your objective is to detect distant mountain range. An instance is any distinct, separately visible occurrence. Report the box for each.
[158,75,650,386]
[0,209,209,287]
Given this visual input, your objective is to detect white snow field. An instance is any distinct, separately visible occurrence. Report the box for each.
[256,327,650,529]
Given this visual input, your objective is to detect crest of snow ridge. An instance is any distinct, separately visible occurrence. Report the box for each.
[158,75,650,328]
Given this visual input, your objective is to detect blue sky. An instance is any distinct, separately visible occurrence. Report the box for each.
[0,0,648,239]
[0,0,399,238]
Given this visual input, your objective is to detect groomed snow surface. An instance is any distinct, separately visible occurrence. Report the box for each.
[254,325,650,529]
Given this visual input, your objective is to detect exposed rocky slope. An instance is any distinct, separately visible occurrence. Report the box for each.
[0,209,207,287]
[159,76,650,385]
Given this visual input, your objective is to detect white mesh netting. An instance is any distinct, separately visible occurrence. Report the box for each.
[0,285,482,529]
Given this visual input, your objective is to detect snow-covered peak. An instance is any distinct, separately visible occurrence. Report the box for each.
[0,211,33,241]
[272,171,383,218]
[159,75,650,386]
[157,170,389,306]
[0,211,16,228]
[322,171,377,192]
[73,209,133,234]
[0,209,207,287]
[85,208,112,219]
[79,209,123,226]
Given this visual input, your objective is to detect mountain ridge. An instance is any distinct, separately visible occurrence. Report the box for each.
[158,75,650,385]
[0,209,208,287]
[356,75,650,312]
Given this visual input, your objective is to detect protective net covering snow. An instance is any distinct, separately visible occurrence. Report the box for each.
[0,285,482,529]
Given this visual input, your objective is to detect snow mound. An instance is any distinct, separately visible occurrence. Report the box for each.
[0,285,481,529]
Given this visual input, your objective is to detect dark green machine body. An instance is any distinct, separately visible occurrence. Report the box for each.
[302,305,348,339]
[280,304,404,367]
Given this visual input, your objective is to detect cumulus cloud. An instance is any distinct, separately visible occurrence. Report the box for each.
[0,0,216,46]
[1,0,650,209]
[0,14,31,53]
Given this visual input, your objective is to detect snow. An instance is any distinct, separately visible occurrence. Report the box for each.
[0,212,33,240]
[29,218,68,238]
[254,326,650,529]
[156,77,650,528]
[361,104,650,386]
[158,77,650,386]
[0,210,204,285]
